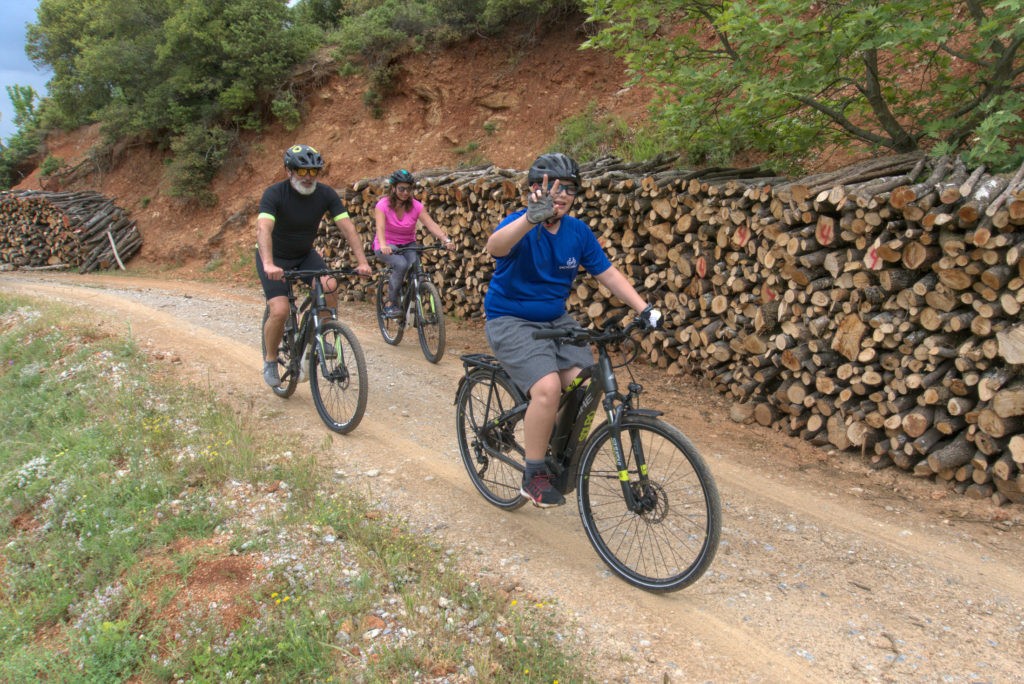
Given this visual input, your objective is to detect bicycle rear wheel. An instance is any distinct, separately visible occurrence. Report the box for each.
[375,276,405,345]
[577,415,721,592]
[261,305,298,398]
[309,321,368,434]
[415,280,445,363]
[454,368,527,510]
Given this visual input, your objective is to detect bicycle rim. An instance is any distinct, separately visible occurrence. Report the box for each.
[309,321,368,433]
[261,305,297,398]
[416,281,445,363]
[455,369,527,510]
[577,415,721,592]
[375,276,404,345]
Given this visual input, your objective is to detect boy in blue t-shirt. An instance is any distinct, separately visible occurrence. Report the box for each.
[484,152,663,507]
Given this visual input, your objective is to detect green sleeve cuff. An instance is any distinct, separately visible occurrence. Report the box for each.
[333,212,350,222]
[258,212,275,222]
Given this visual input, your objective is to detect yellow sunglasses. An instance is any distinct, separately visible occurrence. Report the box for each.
[293,167,321,177]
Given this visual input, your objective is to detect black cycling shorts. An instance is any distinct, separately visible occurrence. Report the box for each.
[255,248,327,300]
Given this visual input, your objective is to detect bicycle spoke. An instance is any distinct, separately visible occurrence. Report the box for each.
[416,281,445,363]
[455,367,526,510]
[310,322,367,434]
[578,416,720,592]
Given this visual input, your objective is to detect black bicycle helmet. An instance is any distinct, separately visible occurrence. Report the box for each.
[388,169,415,186]
[283,144,324,169]
[527,152,580,186]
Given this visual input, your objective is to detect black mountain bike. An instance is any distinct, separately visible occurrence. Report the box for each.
[375,244,447,363]
[454,313,722,592]
[261,268,368,434]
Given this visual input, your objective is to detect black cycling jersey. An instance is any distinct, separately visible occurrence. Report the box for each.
[258,180,351,260]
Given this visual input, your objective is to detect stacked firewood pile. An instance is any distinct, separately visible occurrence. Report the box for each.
[318,153,1024,505]
[0,190,142,272]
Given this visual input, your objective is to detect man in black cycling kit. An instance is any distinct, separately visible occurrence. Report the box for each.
[256,144,372,388]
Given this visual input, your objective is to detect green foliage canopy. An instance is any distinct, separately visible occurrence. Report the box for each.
[27,0,316,138]
[584,0,1024,172]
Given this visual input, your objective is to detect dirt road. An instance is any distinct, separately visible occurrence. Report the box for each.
[5,271,1022,683]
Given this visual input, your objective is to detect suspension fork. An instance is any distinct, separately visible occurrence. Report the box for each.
[595,349,647,513]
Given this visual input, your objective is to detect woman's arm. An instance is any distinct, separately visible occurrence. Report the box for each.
[419,210,454,250]
[374,206,392,255]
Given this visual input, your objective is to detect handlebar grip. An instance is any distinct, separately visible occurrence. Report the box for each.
[532,327,574,340]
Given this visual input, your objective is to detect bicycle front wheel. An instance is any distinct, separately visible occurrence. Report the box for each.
[375,275,405,345]
[415,280,446,363]
[261,305,298,398]
[309,321,368,434]
[577,415,721,592]
[454,368,527,510]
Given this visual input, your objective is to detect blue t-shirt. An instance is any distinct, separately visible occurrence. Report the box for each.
[484,210,612,321]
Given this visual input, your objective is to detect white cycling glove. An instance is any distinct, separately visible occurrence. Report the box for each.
[639,305,663,331]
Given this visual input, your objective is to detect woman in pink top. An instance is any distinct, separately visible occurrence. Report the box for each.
[374,169,454,318]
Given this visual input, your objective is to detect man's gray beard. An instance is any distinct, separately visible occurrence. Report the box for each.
[290,176,317,196]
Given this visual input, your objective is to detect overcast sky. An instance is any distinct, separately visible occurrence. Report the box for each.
[0,1,49,145]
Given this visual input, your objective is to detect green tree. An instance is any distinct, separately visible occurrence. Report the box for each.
[0,86,45,189]
[25,0,317,200]
[6,85,41,132]
[291,0,348,30]
[584,0,1024,171]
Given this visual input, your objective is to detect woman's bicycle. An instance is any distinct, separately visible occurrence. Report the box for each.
[261,268,368,434]
[375,244,447,363]
[454,313,721,592]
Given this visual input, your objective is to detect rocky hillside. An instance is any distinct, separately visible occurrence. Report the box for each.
[16,23,654,274]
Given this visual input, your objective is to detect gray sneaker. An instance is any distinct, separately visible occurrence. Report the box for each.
[263,361,281,387]
[520,472,565,508]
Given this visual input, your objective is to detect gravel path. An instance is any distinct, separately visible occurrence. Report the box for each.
[6,270,1024,684]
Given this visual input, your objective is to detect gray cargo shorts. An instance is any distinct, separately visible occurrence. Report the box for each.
[484,314,595,396]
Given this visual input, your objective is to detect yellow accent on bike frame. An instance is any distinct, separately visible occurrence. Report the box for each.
[564,376,584,393]
[618,470,629,481]
[577,410,596,442]
[640,463,648,475]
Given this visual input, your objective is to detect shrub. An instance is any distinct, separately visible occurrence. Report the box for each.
[166,125,235,207]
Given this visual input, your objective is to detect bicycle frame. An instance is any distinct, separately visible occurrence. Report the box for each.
[281,271,344,379]
[463,320,663,508]
[385,245,440,316]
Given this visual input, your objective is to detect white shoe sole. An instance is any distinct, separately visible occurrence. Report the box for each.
[519,487,565,508]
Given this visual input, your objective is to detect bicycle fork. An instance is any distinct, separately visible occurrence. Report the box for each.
[595,355,653,515]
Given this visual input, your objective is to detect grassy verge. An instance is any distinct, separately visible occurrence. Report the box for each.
[0,294,589,682]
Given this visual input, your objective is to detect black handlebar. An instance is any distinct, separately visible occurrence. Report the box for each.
[532,327,575,340]
[385,244,449,255]
[281,268,366,281]
[531,316,647,346]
